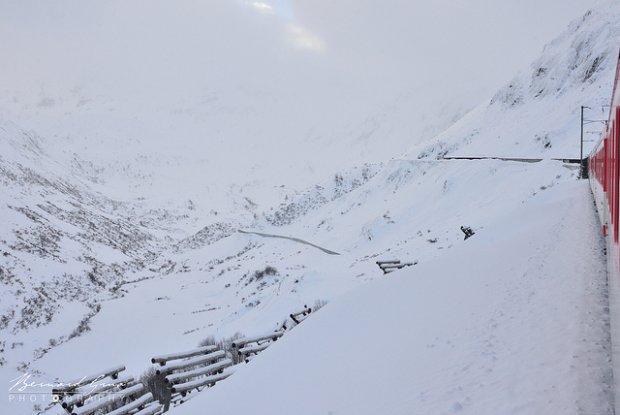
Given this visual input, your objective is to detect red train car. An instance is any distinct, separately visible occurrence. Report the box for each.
[588,48,620,408]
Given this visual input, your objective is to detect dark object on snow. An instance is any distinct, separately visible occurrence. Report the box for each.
[461,226,475,240]
[376,259,417,275]
[289,305,312,325]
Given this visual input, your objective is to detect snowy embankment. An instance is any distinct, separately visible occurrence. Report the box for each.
[15,160,574,389]
[173,180,613,415]
[2,158,586,415]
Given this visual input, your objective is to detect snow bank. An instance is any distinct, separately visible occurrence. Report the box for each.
[171,180,613,415]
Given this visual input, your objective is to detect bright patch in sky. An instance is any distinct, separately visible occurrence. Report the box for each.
[287,24,324,52]
[246,0,322,52]
[251,2,274,14]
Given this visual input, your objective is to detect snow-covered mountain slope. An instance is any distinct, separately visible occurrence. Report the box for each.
[0,1,616,414]
[0,119,179,366]
[172,179,613,415]
[0,115,382,378]
[4,157,580,415]
[411,1,620,160]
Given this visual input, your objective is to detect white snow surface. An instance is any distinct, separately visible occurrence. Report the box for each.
[0,0,617,414]
[171,179,613,415]
[3,158,612,415]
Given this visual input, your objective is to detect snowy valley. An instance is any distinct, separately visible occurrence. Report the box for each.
[1,0,619,414]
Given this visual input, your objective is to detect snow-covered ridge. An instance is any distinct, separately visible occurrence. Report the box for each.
[0,121,165,339]
[7,156,577,391]
[0,115,388,379]
[412,1,620,160]
[262,163,380,227]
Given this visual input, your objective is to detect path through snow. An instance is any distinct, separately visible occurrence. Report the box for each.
[238,230,341,255]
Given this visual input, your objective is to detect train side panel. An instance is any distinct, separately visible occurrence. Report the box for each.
[588,49,620,411]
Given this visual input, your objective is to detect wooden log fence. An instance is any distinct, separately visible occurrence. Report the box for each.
[376,260,401,265]
[231,331,284,349]
[376,260,417,274]
[134,402,164,415]
[61,375,134,409]
[53,365,126,400]
[150,346,231,411]
[243,354,256,364]
[169,371,234,395]
[155,350,226,376]
[106,392,154,415]
[232,330,285,364]
[70,383,144,415]
[277,305,313,331]
[289,305,312,324]
[164,359,233,385]
[52,364,161,415]
[151,345,218,366]
[51,305,318,414]
[238,343,270,357]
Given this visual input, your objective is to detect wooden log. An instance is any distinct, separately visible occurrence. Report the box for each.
[237,343,269,357]
[53,365,126,395]
[380,263,416,270]
[151,345,218,365]
[290,306,312,323]
[231,331,284,348]
[381,264,405,270]
[290,305,311,317]
[376,260,400,265]
[62,375,134,409]
[379,264,401,269]
[72,384,144,415]
[164,359,233,384]
[155,351,225,375]
[133,403,163,415]
[105,392,153,415]
[176,391,201,405]
[171,371,233,394]
[169,395,184,405]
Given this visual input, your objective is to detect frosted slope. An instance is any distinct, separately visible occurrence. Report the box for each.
[172,180,612,415]
[411,0,620,160]
[2,158,583,415]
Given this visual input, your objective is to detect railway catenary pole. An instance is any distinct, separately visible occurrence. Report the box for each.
[580,105,588,179]
[581,105,610,179]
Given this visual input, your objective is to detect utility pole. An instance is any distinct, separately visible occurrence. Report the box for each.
[580,106,588,179]
[580,105,610,179]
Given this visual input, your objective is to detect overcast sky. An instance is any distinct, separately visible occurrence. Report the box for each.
[0,0,599,193]
[0,0,595,102]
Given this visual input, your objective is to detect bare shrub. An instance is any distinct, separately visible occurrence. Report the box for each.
[199,332,245,364]
[198,336,216,347]
[313,299,328,311]
[254,266,278,280]
[140,367,169,404]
